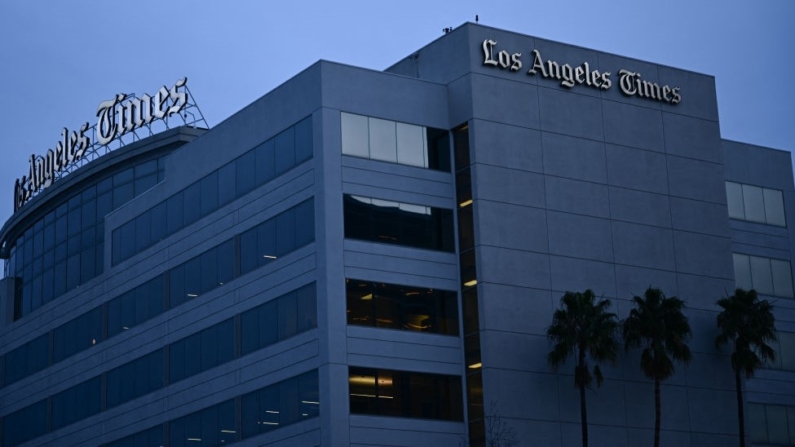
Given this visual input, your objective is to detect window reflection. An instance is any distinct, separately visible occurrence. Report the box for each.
[726,181,787,227]
[346,279,458,335]
[733,253,794,298]
[341,112,450,171]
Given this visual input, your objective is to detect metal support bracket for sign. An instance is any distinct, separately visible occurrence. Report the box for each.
[57,85,209,178]
[13,78,209,211]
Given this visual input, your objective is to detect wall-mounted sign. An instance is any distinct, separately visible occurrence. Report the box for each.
[13,78,195,212]
[481,40,681,104]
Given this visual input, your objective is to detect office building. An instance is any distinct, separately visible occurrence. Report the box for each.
[0,22,793,447]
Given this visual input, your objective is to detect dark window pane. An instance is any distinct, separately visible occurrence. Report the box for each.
[236,150,257,197]
[258,219,277,266]
[2,399,48,446]
[51,376,102,429]
[275,126,296,175]
[4,333,49,386]
[200,171,219,217]
[278,291,298,339]
[240,227,258,275]
[427,127,451,172]
[294,116,313,162]
[296,282,317,332]
[135,211,152,253]
[183,181,201,225]
[275,208,296,256]
[106,349,164,408]
[114,182,134,208]
[294,198,315,247]
[167,192,185,235]
[150,201,168,243]
[53,306,103,362]
[217,239,235,285]
[255,139,275,185]
[218,162,236,206]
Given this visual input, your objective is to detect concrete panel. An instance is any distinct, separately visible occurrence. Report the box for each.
[473,164,545,208]
[663,113,722,163]
[676,273,736,311]
[667,155,726,204]
[512,419,562,447]
[723,140,794,191]
[447,75,474,127]
[627,428,691,447]
[532,38,602,98]
[606,145,669,194]
[612,221,675,271]
[623,382,691,431]
[687,388,739,435]
[546,177,611,219]
[486,369,559,421]
[561,422,629,447]
[609,187,671,228]
[614,264,678,302]
[603,101,665,152]
[670,197,730,237]
[478,246,551,290]
[538,87,604,141]
[557,377,626,427]
[548,212,614,263]
[471,74,540,129]
[480,283,553,335]
[657,66,719,122]
[596,52,661,111]
[686,353,736,391]
[347,337,460,365]
[471,119,543,173]
[549,256,617,298]
[476,200,549,253]
[343,251,458,282]
[542,132,608,184]
[672,231,733,279]
[480,331,550,373]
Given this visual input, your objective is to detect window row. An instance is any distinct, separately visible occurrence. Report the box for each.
[1,285,317,446]
[112,116,313,266]
[0,200,314,389]
[106,370,318,447]
[733,253,794,298]
[341,112,450,171]
[345,278,459,336]
[8,156,166,319]
[768,331,795,372]
[343,194,455,252]
[726,181,786,227]
[349,367,463,421]
[749,403,795,446]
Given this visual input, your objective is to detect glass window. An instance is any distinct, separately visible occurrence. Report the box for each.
[169,399,236,447]
[765,188,787,227]
[767,405,790,445]
[51,376,102,430]
[236,149,257,196]
[275,126,296,175]
[241,370,319,439]
[726,181,745,220]
[396,122,426,167]
[341,112,369,158]
[255,139,276,185]
[348,367,463,421]
[183,181,201,224]
[218,161,236,207]
[200,171,219,217]
[53,306,103,363]
[169,318,234,383]
[106,425,164,447]
[294,115,313,162]
[106,349,164,408]
[4,334,49,386]
[750,255,774,295]
[727,181,787,227]
[343,195,454,252]
[742,184,766,223]
[368,117,397,163]
[2,399,48,446]
[772,259,794,298]
[276,207,296,256]
[733,254,753,291]
[345,279,458,335]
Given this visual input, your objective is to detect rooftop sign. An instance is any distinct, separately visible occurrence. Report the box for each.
[481,40,682,104]
[13,78,206,212]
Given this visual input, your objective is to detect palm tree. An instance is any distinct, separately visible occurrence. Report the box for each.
[716,288,777,447]
[547,289,619,447]
[622,288,692,447]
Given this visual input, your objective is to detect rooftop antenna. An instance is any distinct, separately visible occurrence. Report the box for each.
[476,14,479,23]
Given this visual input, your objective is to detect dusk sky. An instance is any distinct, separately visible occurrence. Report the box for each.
[0,0,792,227]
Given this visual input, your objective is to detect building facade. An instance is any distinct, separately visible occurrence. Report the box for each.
[0,22,793,447]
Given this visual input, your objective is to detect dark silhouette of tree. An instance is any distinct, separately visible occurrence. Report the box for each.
[547,290,619,447]
[623,287,692,447]
[716,288,777,447]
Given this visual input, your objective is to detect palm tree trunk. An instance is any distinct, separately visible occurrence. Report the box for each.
[736,368,745,447]
[578,349,588,447]
[654,377,661,447]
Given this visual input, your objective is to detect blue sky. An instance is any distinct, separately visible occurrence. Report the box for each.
[0,0,792,225]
